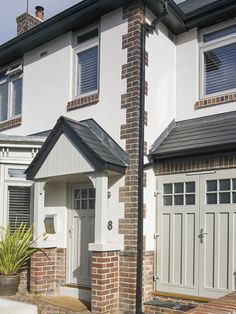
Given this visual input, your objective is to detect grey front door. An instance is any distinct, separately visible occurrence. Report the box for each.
[68,187,95,286]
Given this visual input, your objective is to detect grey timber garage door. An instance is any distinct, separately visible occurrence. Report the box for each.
[156,170,236,298]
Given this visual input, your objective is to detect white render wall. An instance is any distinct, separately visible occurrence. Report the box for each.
[2,9,127,149]
[144,8,176,251]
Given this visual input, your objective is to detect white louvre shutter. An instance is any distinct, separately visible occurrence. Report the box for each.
[0,83,8,121]
[78,46,98,95]
[12,78,22,116]
[204,42,236,95]
[8,186,31,232]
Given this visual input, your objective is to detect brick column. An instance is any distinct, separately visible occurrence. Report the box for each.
[91,251,119,314]
[30,248,66,295]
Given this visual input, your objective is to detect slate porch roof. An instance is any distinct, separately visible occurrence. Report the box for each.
[149,111,236,160]
[26,116,129,180]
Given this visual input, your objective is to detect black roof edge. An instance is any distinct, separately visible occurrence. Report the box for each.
[151,142,236,162]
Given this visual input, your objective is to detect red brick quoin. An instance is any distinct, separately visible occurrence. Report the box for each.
[91,251,119,314]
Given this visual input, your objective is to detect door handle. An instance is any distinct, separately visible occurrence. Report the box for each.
[199,228,208,243]
[69,228,73,238]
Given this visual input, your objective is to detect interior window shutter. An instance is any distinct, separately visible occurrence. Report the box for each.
[204,42,236,95]
[8,186,31,232]
[78,46,98,95]
[0,83,8,121]
[12,78,23,116]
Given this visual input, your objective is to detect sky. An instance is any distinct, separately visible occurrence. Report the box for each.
[0,0,187,45]
[0,0,81,44]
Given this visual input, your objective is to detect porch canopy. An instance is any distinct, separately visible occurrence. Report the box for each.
[26,116,129,251]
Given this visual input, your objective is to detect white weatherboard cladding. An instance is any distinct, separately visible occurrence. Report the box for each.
[156,169,236,298]
[35,134,94,179]
[144,8,176,251]
[2,9,127,150]
[176,27,236,121]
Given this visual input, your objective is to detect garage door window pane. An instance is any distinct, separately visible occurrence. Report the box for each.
[164,195,172,206]
[233,192,236,203]
[186,194,195,205]
[207,180,217,192]
[186,182,195,193]
[164,184,172,194]
[232,179,236,190]
[219,179,230,191]
[174,195,183,205]
[219,192,230,204]
[207,193,217,204]
[174,183,183,193]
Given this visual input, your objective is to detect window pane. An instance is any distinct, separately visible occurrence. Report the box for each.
[163,196,172,206]
[174,195,183,205]
[219,179,230,191]
[186,194,195,205]
[204,43,236,95]
[207,193,217,204]
[186,182,195,193]
[78,46,98,95]
[207,180,217,192]
[82,189,88,198]
[174,183,183,194]
[89,199,95,209]
[204,25,236,43]
[74,190,81,199]
[232,179,236,190]
[0,83,8,122]
[89,188,95,198]
[12,78,22,116]
[74,200,80,209]
[219,192,230,204]
[233,192,236,203]
[163,184,172,194]
[8,186,31,232]
[81,200,88,209]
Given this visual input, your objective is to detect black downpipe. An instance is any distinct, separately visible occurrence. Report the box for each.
[135,3,168,314]
[136,23,147,314]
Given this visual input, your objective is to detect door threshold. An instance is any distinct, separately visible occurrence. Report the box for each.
[152,291,213,303]
[64,284,91,291]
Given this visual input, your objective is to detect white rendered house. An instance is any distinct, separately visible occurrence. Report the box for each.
[1,1,236,313]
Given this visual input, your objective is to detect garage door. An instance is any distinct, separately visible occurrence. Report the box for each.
[156,170,236,298]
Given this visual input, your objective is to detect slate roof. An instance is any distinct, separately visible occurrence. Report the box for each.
[26,116,129,180]
[149,111,236,160]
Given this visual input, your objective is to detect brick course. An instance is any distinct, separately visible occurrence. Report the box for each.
[0,117,22,130]
[30,248,66,295]
[195,92,236,110]
[91,251,119,314]
[155,152,236,175]
[67,93,99,111]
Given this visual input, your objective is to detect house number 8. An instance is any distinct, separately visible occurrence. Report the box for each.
[107,221,113,231]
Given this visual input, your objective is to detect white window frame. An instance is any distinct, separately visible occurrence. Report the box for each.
[0,61,23,122]
[73,26,99,99]
[199,19,236,99]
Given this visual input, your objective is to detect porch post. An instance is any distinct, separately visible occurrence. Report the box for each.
[33,180,45,241]
[94,174,108,244]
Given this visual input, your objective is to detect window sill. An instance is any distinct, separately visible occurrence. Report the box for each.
[0,116,22,130]
[67,93,99,111]
[195,92,236,110]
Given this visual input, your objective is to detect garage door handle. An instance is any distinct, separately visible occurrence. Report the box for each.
[199,228,208,243]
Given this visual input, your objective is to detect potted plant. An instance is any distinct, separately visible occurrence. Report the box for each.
[0,223,44,296]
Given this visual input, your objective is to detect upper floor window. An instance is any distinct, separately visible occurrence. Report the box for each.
[200,24,236,97]
[0,61,23,122]
[74,29,99,98]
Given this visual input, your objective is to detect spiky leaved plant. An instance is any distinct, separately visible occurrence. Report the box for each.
[0,223,44,276]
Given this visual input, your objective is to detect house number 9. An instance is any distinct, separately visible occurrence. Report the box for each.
[107,221,113,231]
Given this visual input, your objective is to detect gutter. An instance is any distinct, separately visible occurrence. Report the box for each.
[136,2,168,313]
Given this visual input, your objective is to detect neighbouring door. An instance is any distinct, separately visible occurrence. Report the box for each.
[68,187,95,287]
[156,170,236,298]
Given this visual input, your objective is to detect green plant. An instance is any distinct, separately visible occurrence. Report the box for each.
[0,223,44,276]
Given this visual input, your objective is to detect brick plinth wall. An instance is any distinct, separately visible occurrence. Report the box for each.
[30,248,66,295]
[91,251,119,314]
